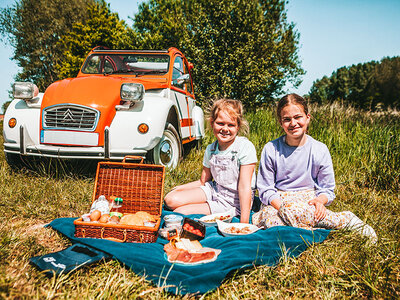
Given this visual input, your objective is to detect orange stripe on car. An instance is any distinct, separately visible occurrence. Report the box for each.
[180,118,193,127]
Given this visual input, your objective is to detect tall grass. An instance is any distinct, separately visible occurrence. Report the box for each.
[0,103,399,299]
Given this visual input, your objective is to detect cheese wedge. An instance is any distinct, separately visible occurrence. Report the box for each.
[174,238,202,251]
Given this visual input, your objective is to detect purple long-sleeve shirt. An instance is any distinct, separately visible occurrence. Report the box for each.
[257,135,335,206]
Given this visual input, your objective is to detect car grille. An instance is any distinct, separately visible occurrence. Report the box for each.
[43,105,99,131]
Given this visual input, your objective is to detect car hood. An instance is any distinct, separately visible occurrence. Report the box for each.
[40,75,168,145]
[42,75,168,109]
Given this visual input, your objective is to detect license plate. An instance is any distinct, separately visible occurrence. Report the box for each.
[41,130,99,146]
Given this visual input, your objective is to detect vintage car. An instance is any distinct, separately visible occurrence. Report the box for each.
[3,47,204,169]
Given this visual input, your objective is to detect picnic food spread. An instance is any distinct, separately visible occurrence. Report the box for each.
[79,196,158,227]
[73,159,261,265]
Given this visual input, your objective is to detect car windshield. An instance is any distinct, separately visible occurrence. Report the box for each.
[81,53,170,75]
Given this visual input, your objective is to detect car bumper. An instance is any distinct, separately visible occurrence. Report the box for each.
[4,143,147,160]
[3,125,148,160]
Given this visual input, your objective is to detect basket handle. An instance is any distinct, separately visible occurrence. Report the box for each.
[122,156,144,164]
[101,228,127,243]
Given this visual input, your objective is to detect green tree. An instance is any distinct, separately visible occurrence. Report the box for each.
[56,0,135,79]
[134,0,304,107]
[309,58,399,110]
[309,76,331,104]
[371,56,400,109]
[0,0,93,91]
[2,100,11,114]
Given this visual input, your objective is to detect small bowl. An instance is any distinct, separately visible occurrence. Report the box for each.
[216,220,261,237]
[198,208,235,227]
[180,218,205,241]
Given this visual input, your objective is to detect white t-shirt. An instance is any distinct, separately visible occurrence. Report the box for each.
[203,136,257,189]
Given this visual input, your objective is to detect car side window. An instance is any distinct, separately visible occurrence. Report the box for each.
[83,55,101,73]
[103,59,114,74]
[184,62,193,95]
[172,56,184,90]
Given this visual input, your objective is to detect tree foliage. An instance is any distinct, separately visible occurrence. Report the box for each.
[309,57,400,110]
[1,0,304,108]
[0,0,93,90]
[56,0,135,79]
[2,100,11,114]
[134,0,304,107]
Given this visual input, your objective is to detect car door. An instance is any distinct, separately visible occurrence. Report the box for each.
[171,55,196,143]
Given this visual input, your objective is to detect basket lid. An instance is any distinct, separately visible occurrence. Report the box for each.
[92,161,165,216]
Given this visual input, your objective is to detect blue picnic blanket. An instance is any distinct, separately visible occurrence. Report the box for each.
[47,211,330,295]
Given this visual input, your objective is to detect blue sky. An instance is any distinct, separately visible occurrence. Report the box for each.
[1,0,399,112]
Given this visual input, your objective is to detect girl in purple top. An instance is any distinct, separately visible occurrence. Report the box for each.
[253,93,377,242]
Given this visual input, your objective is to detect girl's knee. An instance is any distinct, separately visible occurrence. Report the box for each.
[164,192,180,210]
[172,206,184,214]
[278,201,315,228]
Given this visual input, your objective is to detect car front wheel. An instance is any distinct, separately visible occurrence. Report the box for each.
[150,123,182,168]
[4,152,25,170]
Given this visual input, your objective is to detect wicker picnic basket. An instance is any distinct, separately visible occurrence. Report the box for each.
[74,156,165,243]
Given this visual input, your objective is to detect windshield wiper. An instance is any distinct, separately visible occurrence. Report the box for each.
[103,68,167,76]
[103,68,140,75]
[134,69,167,75]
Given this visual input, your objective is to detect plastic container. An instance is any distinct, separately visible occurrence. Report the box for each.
[110,197,123,218]
[159,214,183,240]
[180,217,205,241]
[159,227,180,240]
[163,214,183,228]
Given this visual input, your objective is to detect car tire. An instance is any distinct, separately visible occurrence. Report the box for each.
[4,152,24,170]
[150,123,182,168]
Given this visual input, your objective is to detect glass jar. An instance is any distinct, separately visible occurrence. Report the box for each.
[110,197,123,218]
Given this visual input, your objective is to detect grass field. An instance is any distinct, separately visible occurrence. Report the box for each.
[0,103,399,299]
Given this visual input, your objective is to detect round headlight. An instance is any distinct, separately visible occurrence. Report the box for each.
[8,118,17,128]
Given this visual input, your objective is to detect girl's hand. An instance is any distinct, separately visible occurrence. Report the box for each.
[308,198,327,222]
[271,198,282,211]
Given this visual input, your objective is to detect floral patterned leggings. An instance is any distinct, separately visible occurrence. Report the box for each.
[252,190,355,230]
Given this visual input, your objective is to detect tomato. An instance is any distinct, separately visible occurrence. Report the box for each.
[194,229,202,236]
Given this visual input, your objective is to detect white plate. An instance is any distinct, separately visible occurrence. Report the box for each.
[216,220,261,236]
[198,208,235,227]
[165,248,221,266]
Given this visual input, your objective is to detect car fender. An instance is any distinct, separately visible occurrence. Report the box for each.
[3,94,44,146]
[108,94,178,151]
[192,105,205,139]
